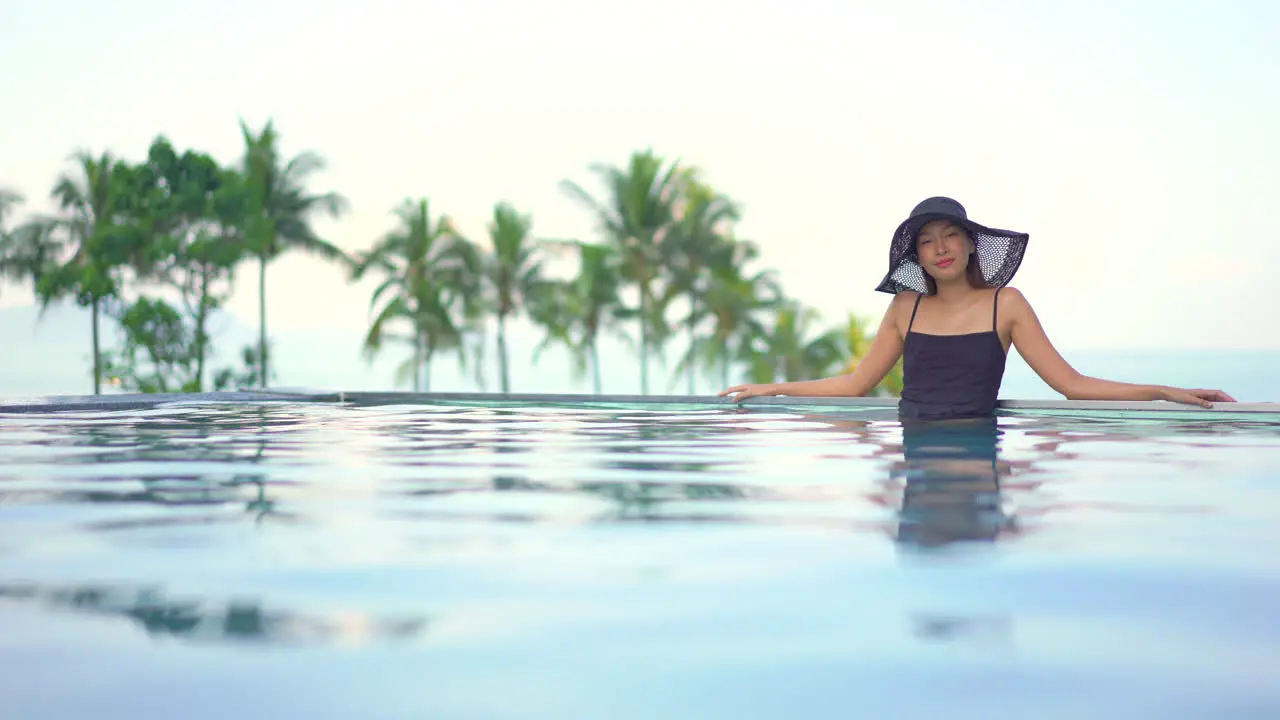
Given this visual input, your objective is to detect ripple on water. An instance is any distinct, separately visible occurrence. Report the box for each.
[1,402,1279,717]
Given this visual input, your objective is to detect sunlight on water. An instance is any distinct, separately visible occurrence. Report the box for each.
[1,401,1279,719]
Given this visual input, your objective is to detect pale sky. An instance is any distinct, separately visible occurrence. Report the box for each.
[2,0,1279,387]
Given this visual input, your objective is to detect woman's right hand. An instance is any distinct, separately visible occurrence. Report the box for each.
[719,383,780,402]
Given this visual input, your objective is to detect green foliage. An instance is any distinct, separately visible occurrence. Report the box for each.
[100,297,199,393]
[561,149,684,394]
[102,300,261,394]
[98,138,250,392]
[213,344,272,392]
[483,201,547,393]
[744,301,847,384]
[529,241,631,393]
[22,136,264,394]
[238,118,349,387]
[2,211,66,302]
[3,130,901,397]
[839,312,904,397]
[351,198,484,392]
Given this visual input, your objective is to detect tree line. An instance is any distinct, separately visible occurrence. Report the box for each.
[0,120,902,397]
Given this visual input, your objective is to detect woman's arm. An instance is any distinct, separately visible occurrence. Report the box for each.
[1004,288,1235,407]
[720,294,910,401]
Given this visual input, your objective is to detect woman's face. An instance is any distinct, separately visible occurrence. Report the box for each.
[915,220,974,281]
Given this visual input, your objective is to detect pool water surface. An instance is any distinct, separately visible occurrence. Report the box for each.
[1,400,1278,719]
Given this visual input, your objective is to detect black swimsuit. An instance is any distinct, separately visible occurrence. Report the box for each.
[897,288,1007,422]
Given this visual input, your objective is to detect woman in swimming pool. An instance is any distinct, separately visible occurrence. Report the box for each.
[719,196,1235,420]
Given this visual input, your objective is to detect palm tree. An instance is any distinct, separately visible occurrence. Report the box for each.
[659,173,742,393]
[377,283,468,392]
[561,149,682,394]
[48,151,119,395]
[0,190,29,295]
[350,198,483,392]
[483,202,546,394]
[0,189,21,233]
[239,118,349,388]
[0,220,64,303]
[675,239,782,389]
[745,300,846,385]
[0,191,63,301]
[530,242,629,394]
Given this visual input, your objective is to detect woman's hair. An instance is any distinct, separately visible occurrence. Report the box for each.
[919,226,988,295]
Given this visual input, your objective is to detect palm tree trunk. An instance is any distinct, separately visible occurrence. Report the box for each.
[590,342,602,395]
[413,331,423,393]
[424,350,432,392]
[91,297,101,395]
[497,314,510,394]
[195,265,211,391]
[258,255,268,388]
[721,339,730,389]
[638,290,649,395]
[686,302,696,395]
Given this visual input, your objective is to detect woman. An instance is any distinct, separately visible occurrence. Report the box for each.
[720,196,1235,419]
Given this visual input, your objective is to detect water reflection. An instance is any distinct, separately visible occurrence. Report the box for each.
[0,406,294,524]
[4,401,1275,548]
[911,613,1015,649]
[2,400,1279,673]
[454,409,749,519]
[0,582,427,646]
[889,417,1015,550]
[368,405,1023,536]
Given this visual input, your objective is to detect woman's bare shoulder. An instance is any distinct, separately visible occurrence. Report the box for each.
[888,291,921,315]
[998,286,1030,308]
[881,291,920,333]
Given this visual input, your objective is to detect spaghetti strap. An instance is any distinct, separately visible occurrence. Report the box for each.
[992,287,1003,332]
[907,293,924,333]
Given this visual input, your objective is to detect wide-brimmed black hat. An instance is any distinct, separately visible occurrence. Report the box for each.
[874,197,1029,295]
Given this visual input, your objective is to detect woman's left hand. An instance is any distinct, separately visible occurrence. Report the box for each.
[1160,386,1237,408]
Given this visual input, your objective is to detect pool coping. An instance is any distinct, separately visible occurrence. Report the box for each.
[1,389,1277,414]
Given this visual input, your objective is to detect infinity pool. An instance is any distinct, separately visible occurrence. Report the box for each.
[1,399,1278,718]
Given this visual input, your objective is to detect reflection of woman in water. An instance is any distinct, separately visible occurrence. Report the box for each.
[795,411,1024,549]
[889,417,1014,550]
[721,196,1234,414]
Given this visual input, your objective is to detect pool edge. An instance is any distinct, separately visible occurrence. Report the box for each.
[1,389,1277,415]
